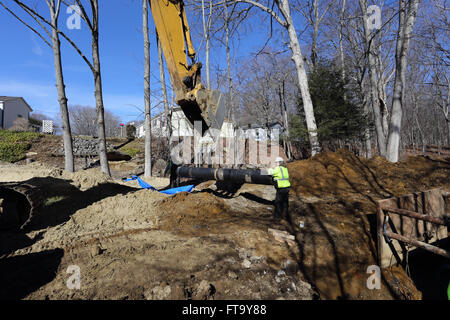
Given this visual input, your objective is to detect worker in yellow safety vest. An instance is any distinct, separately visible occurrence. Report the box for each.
[268,157,291,220]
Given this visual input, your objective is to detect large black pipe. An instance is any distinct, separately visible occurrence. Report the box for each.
[176,166,274,185]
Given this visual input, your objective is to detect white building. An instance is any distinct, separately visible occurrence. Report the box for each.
[0,96,33,129]
[136,107,234,138]
[239,122,283,141]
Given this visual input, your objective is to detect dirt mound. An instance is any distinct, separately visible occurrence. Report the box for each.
[16,188,167,253]
[288,149,449,204]
[281,149,449,299]
[159,192,230,236]
[59,168,113,190]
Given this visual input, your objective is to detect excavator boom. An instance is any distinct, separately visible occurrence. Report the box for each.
[150,0,225,134]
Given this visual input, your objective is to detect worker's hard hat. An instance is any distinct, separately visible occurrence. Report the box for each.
[275,157,284,163]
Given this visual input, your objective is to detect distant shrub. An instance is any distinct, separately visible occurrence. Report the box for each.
[0,142,30,162]
[0,130,41,143]
[9,117,31,131]
[126,124,136,139]
[0,130,41,162]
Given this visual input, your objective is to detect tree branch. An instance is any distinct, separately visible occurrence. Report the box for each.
[0,1,52,48]
[227,0,287,27]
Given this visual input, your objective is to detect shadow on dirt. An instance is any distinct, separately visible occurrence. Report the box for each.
[0,231,44,256]
[0,248,64,300]
[281,198,411,300]
[21,176,138,232]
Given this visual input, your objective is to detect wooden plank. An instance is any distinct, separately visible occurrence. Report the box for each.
[376,188,448,267]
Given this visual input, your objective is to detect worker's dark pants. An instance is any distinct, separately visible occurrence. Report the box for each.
[169,166,179,188]
[274,187,290,219]
[169,173,177,188]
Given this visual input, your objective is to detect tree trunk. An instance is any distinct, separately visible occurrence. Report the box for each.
[91,1,111,177]
[201,0,211,89]
[157,34,172,140]
[386,0,419,162]
[49,2,74,172]
[447,119,450,145]
[143,0,152,177]
[338,0,346,83]
[363,96,372,158]
[412,95,425,153]
[359,0,387,156]
[310,0,320,68]
[224,3,234,124]
[279,81,292,159]
[277,0,321,155]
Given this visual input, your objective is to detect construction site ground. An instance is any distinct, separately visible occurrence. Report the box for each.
[0,140,449,300]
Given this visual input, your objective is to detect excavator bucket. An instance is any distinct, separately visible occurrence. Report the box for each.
[179,87,226,135]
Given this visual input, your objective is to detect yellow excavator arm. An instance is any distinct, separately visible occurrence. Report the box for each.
[150,0,225,134]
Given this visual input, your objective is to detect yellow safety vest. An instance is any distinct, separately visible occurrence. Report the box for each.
[270,166,291,189]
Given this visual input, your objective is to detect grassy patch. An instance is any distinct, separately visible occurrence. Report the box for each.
[120,146,140,157]
[44,196,66,207]
[119,138,144,158]
[0,130,42,162]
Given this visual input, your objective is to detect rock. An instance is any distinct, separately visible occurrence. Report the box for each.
[225,257,236,264]
[249,255,261,263]
[291,282,297,292]
[296,280,314,299]
[228,271,238,279]
[195,280,215,300]
[281,259,298,275]
[238,249,248,259]
[144,284,171,300]
[277,270,286,277]
[242,259,251,269]
[55,137,115,157]
[299,280,312,290]
[90,245,102,257]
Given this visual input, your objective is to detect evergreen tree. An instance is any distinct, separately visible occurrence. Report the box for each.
[291,61,371,148]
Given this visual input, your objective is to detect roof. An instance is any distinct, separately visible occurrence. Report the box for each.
[0,96,33,112]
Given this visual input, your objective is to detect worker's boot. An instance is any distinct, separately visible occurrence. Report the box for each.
[273,204,281,222]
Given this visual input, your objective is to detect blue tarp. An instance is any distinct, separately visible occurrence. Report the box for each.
[124,175,194,195]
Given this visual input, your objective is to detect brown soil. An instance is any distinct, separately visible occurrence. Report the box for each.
[0,148,449,300]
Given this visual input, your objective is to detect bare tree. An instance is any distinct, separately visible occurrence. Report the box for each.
[143,0,152,177]
[157,33,172,140]
[1,0,75,172]
[9,0,113,174]
[200,0,214,88]
[69,105,120,137]
[386,0,420,162]
[293,0,335,69]
[359,0,387,156]
[230,0,321,155]
[9,117,30,131]
[73,0,111,175]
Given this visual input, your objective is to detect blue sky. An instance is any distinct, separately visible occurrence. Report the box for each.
[0,0,280,123]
